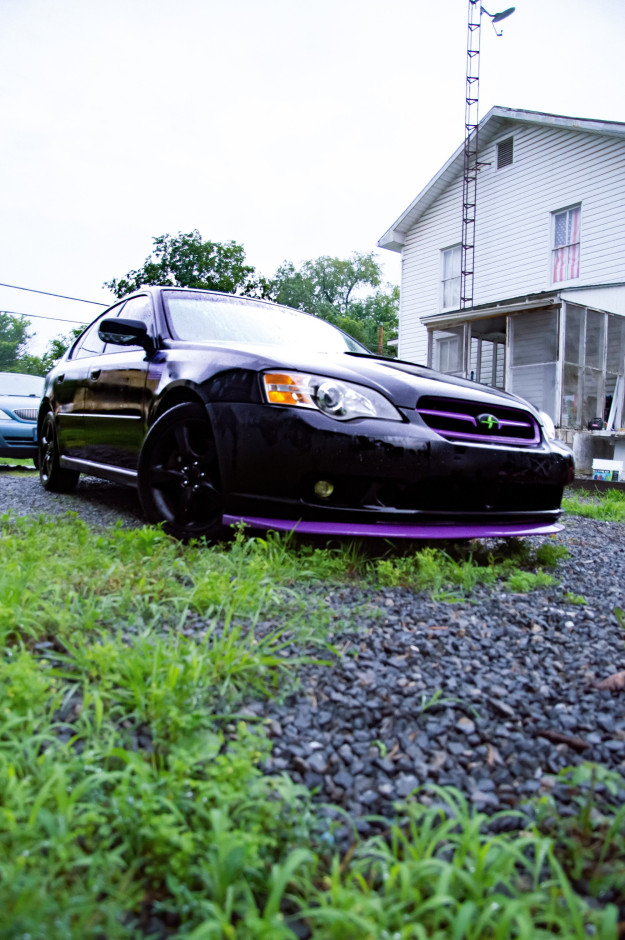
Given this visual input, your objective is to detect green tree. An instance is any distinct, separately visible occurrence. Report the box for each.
[271,253,398,356]
[39,326,86,373]
[346,285,400,357]
[104,230,270,299]
[8,324,86,377]
[0,313,32,371]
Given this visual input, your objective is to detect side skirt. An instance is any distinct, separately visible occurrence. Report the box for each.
[61,456,138,488]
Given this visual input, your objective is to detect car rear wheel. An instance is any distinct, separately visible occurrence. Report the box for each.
[39,412,80,492]
[138,402,225,541]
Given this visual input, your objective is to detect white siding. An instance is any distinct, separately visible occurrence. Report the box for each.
[399,123,625,364]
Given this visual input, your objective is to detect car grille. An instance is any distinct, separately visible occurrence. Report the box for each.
[416,396,540,446]
[13,409,38,422]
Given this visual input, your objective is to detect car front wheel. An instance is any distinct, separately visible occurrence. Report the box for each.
[39,412,80,492]
[137,402,225,541]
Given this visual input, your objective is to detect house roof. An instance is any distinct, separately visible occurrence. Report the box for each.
[378,107,625,253]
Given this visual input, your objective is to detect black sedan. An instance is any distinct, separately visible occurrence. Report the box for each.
[38,287,574,540]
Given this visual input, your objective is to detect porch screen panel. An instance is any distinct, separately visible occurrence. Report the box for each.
[564,304,583,365]
[509,310,558,418]
[606,316,625,428]
[562,304,584,428]
[585,310,605,370]
[562,363,581,427]
[583,368,603,425]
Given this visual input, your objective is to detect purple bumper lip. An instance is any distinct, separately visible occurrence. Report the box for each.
[222,515,563,539]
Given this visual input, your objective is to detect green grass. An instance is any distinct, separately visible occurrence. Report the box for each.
[0,512,621,938]
[563,487,625,521]
[0,456,37,469]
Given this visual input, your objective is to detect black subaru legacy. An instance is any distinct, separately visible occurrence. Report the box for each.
[38,287,574,540]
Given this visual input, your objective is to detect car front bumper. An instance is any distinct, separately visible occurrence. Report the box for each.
[0,420,38,459]
[209,402,573,533]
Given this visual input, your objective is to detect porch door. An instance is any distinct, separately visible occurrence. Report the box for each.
[508,309,559,421]
[469,318,506,389]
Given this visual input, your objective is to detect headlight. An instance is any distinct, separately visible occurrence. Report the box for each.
[538,410,556,440]
[0,410,11,420]
[262,371,402,422]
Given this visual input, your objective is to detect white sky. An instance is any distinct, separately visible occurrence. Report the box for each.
[1,0,624,355]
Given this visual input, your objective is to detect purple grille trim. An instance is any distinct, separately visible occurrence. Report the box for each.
[419,409,476,425]
[223,515,563,540]
[419,409,534,432]
[417,403,540,445]
[434,430,540,446]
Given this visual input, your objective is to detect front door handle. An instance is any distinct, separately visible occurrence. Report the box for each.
[90,369,101,381]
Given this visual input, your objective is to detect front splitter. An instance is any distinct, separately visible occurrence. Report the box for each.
[222,515,563,539]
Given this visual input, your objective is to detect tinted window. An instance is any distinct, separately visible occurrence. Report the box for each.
[70,303,128,360]
[72,318,108,359]
[112,296,154,352]
[121,295,153,331]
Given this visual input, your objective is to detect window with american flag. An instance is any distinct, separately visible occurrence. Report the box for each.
[552,205,581,282]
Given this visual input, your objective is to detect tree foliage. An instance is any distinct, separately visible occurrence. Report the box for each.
[271,252,398,356]
[104,230,270,299]
[4,321,86,377]
[40,327,86,372]
[0,313,33,372]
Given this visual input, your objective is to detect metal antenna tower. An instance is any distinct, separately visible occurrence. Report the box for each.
[460,0,482,309]
[460,3,514,309]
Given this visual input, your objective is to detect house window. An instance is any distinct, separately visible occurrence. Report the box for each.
[497,137,513,168]
[431,326,465,375]
[441,245,461,309]
[552,205,580,282]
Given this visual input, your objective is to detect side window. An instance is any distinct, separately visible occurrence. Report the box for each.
[113,295,155,352]
[70,303,126,360]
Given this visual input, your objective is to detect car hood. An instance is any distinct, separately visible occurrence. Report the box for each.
[0,393,42,414]
[170,341,536,415]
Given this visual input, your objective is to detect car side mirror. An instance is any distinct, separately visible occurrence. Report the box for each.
[98,318,154,350]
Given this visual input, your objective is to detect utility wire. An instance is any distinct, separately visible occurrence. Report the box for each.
[0,281,107,306]
[1,309,87,325]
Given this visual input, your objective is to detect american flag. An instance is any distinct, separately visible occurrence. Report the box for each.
[553,207,580,282]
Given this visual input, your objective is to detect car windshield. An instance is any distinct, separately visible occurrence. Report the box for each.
[163,292,368,353]
[0,373,44,397]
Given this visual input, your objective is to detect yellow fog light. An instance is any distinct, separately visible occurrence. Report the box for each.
[314,480,335,499]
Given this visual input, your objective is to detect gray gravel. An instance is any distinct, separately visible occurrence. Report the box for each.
[255,521,625,835]
[3,469,625,848]
[0,467,144,528]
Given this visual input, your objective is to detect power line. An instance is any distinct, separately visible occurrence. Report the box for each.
[0,281,107,306]
[1,309,88,325]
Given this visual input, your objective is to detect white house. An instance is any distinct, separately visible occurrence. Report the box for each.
[379,107,625,437]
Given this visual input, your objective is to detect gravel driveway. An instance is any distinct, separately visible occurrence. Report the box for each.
[3,469,625,844]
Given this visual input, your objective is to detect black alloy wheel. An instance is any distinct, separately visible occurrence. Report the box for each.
[138,402,225,541]
[39,412,80,493]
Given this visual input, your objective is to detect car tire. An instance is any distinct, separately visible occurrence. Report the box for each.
[39,412,80,493]
[138,402,225,541]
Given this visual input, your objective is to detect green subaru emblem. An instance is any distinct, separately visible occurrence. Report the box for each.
[477,413,500,432]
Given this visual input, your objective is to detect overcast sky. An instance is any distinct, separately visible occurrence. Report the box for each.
[1,0,624,355]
